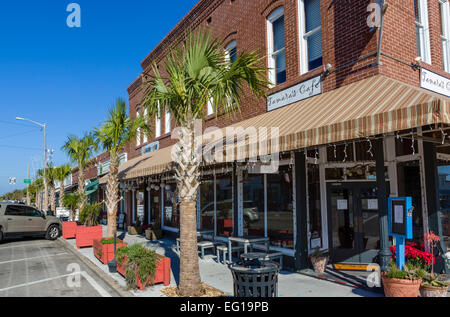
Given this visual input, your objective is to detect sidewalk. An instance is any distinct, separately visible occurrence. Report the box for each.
[62,225,382,297]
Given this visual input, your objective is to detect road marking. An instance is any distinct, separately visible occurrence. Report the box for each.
[0,271,112,297]
[0,252,68,265]
[0,243,51,251]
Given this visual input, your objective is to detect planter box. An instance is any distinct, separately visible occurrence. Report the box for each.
[93,238,127,265]
[76,225,102,249]
[117,255,171,290]
[62,221,78,240]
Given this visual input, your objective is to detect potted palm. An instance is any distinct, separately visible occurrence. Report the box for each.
[76,203,103,249]
[61,192,81,240]
[381,262,425,297]
[309,247,329,273]
[116,244,171,290]
[419,231,449,297]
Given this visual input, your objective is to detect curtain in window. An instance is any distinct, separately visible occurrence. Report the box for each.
[305,0,322,70]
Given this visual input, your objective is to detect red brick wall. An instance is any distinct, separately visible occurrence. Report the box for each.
[125,0,449,160]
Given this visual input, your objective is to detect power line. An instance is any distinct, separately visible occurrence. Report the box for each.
[0,120,42,129]
[0,144,42,151]
[0,129,41,141]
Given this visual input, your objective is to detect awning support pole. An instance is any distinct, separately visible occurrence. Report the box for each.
[374,138,390,271]
[295,151,309,270]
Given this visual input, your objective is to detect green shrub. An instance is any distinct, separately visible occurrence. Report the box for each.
[116,244,159,290]
[385,261,425,280]
[79,203,102,227]
[101,238,123,245]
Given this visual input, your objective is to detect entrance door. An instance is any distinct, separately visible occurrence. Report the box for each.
[327,182,389,264]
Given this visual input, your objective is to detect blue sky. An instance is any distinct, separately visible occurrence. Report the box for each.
[0,0,198,195]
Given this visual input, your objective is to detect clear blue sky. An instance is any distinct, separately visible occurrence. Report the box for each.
[0,0,198,195]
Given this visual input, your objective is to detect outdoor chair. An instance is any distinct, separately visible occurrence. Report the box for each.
[197,241,215,259]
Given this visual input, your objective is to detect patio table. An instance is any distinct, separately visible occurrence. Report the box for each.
[197,229,214,240]
[228,236,270,263]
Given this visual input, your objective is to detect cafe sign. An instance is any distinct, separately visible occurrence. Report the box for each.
[142,141,160,156]
[420,69,450,97]
[267,75,322,112]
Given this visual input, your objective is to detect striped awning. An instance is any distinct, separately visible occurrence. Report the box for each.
[213,75,450,160]
[105,75,450,181]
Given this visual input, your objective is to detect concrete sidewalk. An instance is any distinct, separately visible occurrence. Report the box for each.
[62,225,382,297]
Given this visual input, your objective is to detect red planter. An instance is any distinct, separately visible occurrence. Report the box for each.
[62,222,78,240]
[117,255,171,290]
[76,225,102,249]
[93,238,127,264]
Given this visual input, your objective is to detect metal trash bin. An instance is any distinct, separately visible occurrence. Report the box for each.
[229,261,280,297]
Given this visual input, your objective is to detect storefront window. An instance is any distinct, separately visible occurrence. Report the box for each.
[267,166,294,249]
[437,163,450,249]
[200,176,215,230]
[308,164,322,249]
[243,175,265,236]
[216,175,233,237]
[397,161,424,242]
[163,183,179,228]
[150,188,161,224]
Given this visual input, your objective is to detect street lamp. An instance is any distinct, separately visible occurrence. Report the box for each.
[16,117,48,214]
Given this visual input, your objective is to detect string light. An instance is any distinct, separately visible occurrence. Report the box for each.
[314,147,319,164]
[343,143,348,163]
[411,131,415,156]
[440,126,448,145]
[333,144,337,160]
[366,137,374,158]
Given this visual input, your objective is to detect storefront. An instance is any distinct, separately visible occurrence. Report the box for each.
[115,75,449,271]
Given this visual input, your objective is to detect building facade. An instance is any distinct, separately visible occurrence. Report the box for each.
[104,0,450,271]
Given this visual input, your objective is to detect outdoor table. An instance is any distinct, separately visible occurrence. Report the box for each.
[227,236,270,263]
[197,229,214,240]
[240,252,269,262]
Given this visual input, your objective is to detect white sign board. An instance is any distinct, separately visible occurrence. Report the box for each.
[394,205,404,224]
[267,76,322,112]
[337,200,348,210]
[367,199,378,210]
[420,69,450,97]
[137,205,145,217]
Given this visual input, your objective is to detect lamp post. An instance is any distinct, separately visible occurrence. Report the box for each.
[16,117,48,214]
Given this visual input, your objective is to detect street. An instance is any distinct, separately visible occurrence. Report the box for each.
[0,237,120,297]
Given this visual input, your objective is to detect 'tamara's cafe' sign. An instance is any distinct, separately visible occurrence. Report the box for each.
[420,69,450,98]
[267,76,322,112]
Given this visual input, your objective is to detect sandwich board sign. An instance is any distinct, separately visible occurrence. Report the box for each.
[388,197,413,270]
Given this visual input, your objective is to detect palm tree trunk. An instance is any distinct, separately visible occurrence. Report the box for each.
[59,184,65,209]
[78,167,86,212]
[50,186,56,213]
[175,121,202,296]
[106,153,119,238]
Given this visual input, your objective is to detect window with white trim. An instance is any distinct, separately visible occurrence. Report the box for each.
[155,102,161,138]
[165,107,171,133]
[143,108,148,144]
[415,0,432,64]
[136,108,142,146]
[440,0,450,72]
[267,7,286,86]
[299,0,323,74]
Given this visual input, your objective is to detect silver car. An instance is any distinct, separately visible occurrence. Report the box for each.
[0,203,62,242]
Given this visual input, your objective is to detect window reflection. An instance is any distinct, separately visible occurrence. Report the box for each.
[438,163,450,249]
[200,177,215,230]
[216,175,233,237]
[243,175,265,236]
[164,183,179,228]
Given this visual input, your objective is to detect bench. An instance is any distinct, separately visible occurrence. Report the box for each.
[176,238,216,260]
[216,245,244,265]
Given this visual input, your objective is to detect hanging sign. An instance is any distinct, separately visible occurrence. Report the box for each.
[420,69,450,97]
[267,76,322,112]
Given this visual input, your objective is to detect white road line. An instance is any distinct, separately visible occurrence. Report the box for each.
[0,271,112,297]
[0,272,77,292]
[81,271,112,297]
[0,252,68,265]
[0,243,51,251]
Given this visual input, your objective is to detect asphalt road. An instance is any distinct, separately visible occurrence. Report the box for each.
[0,237,120,297]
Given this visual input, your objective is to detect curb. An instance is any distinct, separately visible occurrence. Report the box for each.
[57,238,132,297]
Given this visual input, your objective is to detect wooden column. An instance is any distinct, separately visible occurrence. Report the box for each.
[295,151,309,270]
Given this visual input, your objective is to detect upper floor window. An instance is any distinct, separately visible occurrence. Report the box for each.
[267,7,286,86]
[143,108,149,144]
[136,108,142,146]
[299,0,323,74]
[226,40,237,63]
[155,102,161,138]
[165,107,171,133]
[415,0,431,64]
[440,0,450,72]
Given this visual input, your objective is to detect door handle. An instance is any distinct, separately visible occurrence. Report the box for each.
[28,219,33,221]
[7,218,12,221]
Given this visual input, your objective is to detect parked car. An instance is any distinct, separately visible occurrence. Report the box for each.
[0,203,62,242]
[200,200,260,226]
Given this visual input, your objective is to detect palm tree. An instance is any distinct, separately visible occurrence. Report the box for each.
[142,30,269,296]
[93,98,147,238]
[54,164,72,209]
[62,192,81,221]
[62,133,97,212]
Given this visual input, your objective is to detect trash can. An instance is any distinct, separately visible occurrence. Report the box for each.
[228,261,280,297]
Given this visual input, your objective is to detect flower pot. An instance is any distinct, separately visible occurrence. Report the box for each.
[117,255,171,290]
[62,221,78,240]
[381,273,422,297]
[93,238,127,265]
[419,284,449,297]
[76,225,102,249]
[310,256,328,273]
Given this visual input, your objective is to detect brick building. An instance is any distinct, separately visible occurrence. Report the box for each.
[96,0,450,271]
